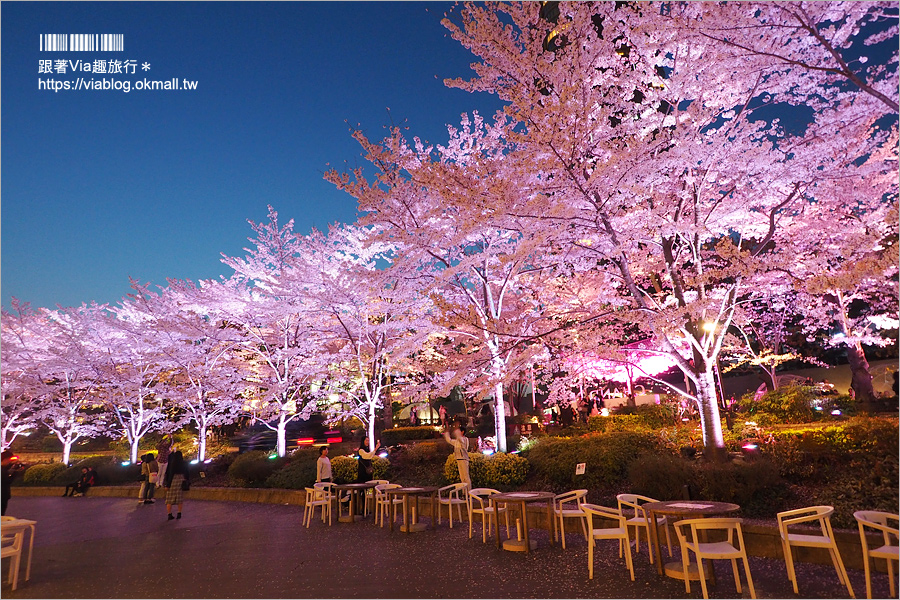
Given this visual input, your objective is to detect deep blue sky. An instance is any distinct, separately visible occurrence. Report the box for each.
[2,1,504,310]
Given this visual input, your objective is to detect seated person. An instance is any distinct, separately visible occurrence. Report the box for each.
[62,467,95,497]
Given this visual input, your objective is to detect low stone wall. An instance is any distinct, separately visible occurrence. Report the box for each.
[14,486,887,572]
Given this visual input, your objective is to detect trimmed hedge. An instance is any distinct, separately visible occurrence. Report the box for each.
[331,455,390,484]
[443,452,528,488]
[264,448,319,490]
[22,463,68,485]
[381,426,439,446]
[227,451,288,487]
[524,431,657,492]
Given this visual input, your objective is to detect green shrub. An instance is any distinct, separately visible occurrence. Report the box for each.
[381,426,438,446]
[264,448,319,490]
[22,463,67,485]
[227,451,287,487]
[443,452,528,488]
[54,456,119,485]
[330,455,390,484]
[524,431,657,492]
[737,384,818,423]
[628,454,696,501]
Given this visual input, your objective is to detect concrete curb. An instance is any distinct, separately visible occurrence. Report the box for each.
[13,485,886,572]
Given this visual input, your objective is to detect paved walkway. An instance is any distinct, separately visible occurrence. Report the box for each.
[2,496,892,598]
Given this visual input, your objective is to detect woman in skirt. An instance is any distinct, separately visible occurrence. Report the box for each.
[164,450,190,520]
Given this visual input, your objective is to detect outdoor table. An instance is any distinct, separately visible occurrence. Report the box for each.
[490,491,556,553]
[643,500,740,582]
[387,486,440,533]
[333,482,378,523]
[1,518,37,583]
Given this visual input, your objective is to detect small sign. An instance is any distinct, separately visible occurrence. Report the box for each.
[575,463,586,475]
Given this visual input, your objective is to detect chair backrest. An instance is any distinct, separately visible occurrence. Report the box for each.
[468,488,499,510]
[854,511,900,543]
[555,489,588,510]
[777,505,835,539]
[582,503,625,526]
[440,482,469,499]
[372,479,390,485]
[375,483,401,498]
[0,516,17,522]
[675,517,744,548]
[313,482,335,497]
[305,487,326,503]
[617,493,659,518]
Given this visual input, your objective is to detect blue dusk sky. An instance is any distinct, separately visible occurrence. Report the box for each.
[1,1,504,310]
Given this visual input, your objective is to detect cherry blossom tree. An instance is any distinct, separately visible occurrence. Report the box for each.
[38,304,112,464]
[430,2,896,457]
[1,300,49,450]
[218,209,323,457]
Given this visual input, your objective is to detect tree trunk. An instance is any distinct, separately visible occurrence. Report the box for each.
[493,381,508,453]
[130,438,140,464]
[694,369,727,461]
[197,425,208,461]
[62,439,73,465]
[368,397,378,452]
[847,341,876,408]
[276,420,287,458]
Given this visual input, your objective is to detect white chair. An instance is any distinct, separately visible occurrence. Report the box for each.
[553,489,589,549]
[854,510,899,599]
[582,503,634,581]
[375,484,403,527]
[314,482,336,513]
[0,527,25,590]
[674,517,756,600]
[303,487,331,527]
[366,479,390,515]
[468,488,510,543]
[777,505,854,597]
[617,493,672,563]
[437,483,468,528]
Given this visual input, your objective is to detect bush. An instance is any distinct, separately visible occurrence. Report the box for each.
[737,384,818,423]
[523,431,657,492]
[628,454,697,501]
[443,452,528,488]
[227,451,287,487]
[381,426,438,446]
[22,463,67,485]
[330,455,390,484]
[264,448,319,490]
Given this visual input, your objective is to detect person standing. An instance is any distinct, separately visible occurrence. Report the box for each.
[139,453,159,504]
[443,422,471,487]
[316,446,332,483]
[155,434,174,489]
[356,437,380,484]
[439,404,448,429]
[1,450,24,515]
[164,450,189,520]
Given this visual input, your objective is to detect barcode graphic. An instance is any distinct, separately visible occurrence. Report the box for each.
[40,34,124,52]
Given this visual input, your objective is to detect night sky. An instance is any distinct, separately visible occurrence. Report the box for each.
[1,1,504,310]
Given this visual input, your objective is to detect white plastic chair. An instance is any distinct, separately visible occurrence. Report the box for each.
[0,526,25,590]
[674,517,756,599]
[553,489,589,549]
[303,487,331,527]
[374,484,403,527]
[468,488,510,543]
[617,493,673,563]
[854,510,899,599]
[366,479,390,515]
[437,483,468,528]
[582,503,634,581]
[777,505,854,597]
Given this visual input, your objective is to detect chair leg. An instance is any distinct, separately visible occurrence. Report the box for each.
[560,515,567,549]
[663,522,674,558]
[682,543,692,594]
[504,510,510,539]
[580,515,589,542]
[469,511,474,539]
[697,554,710,600]
[887,558,896,598]
[731,558,742,594]
[829,545,855,598]
[482,514,488,544]
[742,553,757,599]
[623,534,635,581]
[784,542,800,594]
[588,536,594,579]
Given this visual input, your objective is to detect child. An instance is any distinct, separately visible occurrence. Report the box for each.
[316,446,332,483]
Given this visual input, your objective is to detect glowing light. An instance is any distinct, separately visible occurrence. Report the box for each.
[831,409,842,416]
[814,406,823,411]
[482,449,495,456]
[742,443,758,451]
[268,453,278,460]
[204,458,213,464]
[121,461,131,467]
[297,437,314,446]
[702,322,716,332]
[326,437,343,444]
[378,452,389,458]
[190,459,200,465]
[600,408,610,417]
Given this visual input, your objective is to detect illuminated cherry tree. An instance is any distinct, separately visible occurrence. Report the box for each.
[1,300,49,450]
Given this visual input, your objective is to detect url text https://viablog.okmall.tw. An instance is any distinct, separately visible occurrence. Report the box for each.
[38,77,198,93]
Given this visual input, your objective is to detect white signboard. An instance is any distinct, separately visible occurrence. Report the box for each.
[575,463,586,475]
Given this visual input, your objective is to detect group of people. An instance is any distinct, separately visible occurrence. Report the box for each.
[62,466,97,497]
[154,434,190,520]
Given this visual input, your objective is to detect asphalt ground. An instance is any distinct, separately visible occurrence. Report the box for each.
[1,495,893,599]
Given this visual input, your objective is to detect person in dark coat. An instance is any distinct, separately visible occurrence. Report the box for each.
[2,450,25,515]
[164,450,190,520]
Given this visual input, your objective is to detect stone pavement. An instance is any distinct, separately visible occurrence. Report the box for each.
[2,496,892,599]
